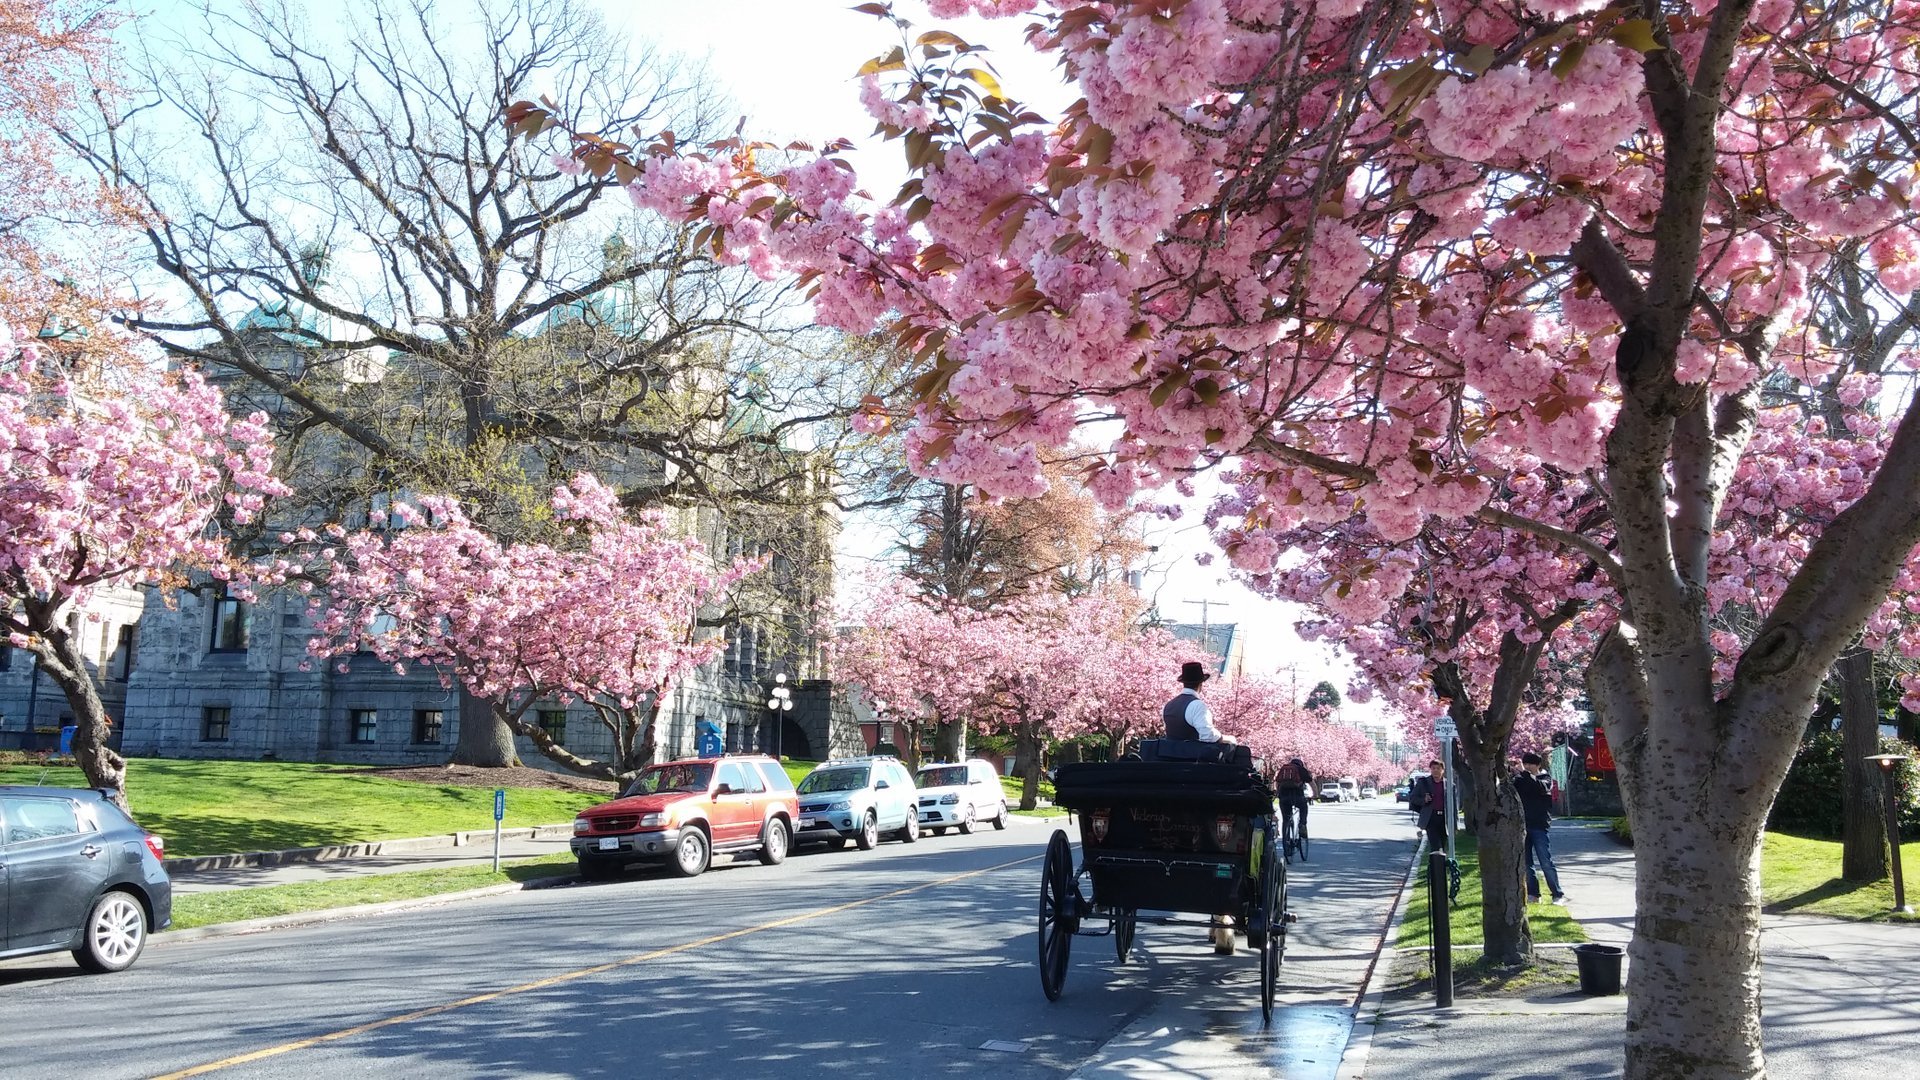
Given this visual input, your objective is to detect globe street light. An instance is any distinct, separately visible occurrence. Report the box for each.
[1864,753,1912,915]
[766,673,793,759]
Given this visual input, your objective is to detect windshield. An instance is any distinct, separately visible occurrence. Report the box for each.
[798,767,869,794]
[624,763,714,797]
[918,767,968,788]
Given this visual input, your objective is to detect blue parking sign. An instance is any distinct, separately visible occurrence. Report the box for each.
[493,788,506,822]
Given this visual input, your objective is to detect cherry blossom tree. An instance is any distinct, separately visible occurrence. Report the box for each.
[1,333,285,803]
[297,475,759,781]
[521,2,1920,1072]
[831,576,1010,765]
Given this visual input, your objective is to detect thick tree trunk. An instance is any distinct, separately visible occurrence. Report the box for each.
[1838,649,1889,881]
[30,630,129,809]
[451,685,520,767]
[1017,723,1041,811]
[934,719,966,762]
[1591,631,1785,1080]
[1625,785,1769,1079]
[1462,750,1532,965]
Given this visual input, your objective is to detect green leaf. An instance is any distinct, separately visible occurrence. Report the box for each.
[1551,41,1589,79]
[1462,43,1497,77]
[1608,19,1663,54]
[1148,370,1190,408]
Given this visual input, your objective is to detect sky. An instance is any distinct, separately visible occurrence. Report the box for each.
[594,1,1392,723]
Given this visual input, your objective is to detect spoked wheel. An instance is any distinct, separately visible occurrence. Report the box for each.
[1114,908,1137,963]
[1037,828,1077,1001]
[1257,832,1286,1025]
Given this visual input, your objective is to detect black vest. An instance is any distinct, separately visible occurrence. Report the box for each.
[1162,692,1199,740]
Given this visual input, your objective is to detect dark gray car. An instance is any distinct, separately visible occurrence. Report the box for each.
[0,785,172,973]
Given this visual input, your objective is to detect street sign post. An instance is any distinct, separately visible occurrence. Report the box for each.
[1434,718,1458,860]
[493,788,506,873]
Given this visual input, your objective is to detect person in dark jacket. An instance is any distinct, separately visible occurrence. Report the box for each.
[1514,752,1565,902]
[1408,758,1449,853]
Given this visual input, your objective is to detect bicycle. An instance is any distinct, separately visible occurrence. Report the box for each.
[1279,799,1309,863]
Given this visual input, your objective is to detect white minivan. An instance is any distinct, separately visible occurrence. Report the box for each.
[914,759,1009,835]
[1338,777,1361,802]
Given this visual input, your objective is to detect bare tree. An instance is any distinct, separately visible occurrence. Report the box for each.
[68,0,903,764]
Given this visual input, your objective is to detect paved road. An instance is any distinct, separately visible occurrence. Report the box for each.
[0,801,1417,1079]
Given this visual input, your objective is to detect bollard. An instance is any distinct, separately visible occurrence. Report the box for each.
[1430,849,1453,1007]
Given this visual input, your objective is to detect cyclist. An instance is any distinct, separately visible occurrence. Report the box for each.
[1274,756,1314,861]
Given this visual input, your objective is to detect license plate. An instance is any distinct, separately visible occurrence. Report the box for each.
[598,837,619,851]
[798,818,817,829]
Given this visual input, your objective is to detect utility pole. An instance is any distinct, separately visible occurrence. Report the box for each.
[1183,598,1229,675]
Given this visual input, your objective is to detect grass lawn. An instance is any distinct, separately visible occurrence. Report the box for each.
[1398,832,1588,950]
[0,759,602,857]
[169,854,576,930]
[1762,832,1920,922]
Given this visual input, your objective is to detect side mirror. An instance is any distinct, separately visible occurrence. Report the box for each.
[714,783,734,796]
[874,780,889,790]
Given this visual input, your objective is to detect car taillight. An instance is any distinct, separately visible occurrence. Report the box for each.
[143,833,165,861]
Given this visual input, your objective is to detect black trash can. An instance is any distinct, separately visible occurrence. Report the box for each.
[1574,943,1624,995]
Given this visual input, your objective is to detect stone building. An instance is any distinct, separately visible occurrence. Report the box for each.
[112,266,857,770]
[0,587,144,751]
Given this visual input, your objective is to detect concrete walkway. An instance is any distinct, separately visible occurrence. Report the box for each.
[1358,822,1920,1078]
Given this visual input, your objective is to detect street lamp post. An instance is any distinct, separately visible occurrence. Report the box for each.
[1865,753,1912,915]
[766,674,793,759]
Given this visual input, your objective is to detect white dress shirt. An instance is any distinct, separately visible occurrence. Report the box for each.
[1176,688,1226,742]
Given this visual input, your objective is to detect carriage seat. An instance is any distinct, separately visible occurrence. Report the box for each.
[1136,738,1254,768]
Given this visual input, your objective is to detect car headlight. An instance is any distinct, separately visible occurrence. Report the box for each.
[573,818,591,834]
[825,799,851,812]
[939,794,960,805]
[639,812,665,828]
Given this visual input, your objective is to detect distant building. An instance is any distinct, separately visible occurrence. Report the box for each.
[1167,621,1248,683]
[110,267,854,769]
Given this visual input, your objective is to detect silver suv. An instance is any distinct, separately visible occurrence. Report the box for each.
[793,757,919,850]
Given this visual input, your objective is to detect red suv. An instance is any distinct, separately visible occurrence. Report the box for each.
[571,755,798,879]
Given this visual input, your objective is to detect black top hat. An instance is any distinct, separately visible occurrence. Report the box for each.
[1179,661,1211,684]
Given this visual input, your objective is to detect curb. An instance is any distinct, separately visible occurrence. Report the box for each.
[154,872,578,944]
[1337,835,1424,1080]
[163,823,576,874]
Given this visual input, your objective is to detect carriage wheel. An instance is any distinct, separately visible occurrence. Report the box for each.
[1114,908,1137,963]
[1038,829,1076,1001]
[1260,844,1287,1025]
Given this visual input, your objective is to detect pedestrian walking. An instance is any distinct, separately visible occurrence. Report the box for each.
[1409,758,1449,853]
[1514,751,1566,903]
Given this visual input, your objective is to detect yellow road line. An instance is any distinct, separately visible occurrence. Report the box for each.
[152,853,1041,1079]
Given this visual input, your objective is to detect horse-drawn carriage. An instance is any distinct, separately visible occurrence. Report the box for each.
[1036,748,1291,1022]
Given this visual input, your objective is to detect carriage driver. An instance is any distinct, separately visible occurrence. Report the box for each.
[1163,661,1237,745]
[1165,660,1242,953]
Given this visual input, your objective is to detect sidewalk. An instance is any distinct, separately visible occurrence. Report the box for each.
[164,825,577,894]
[1357,823,1920,1079]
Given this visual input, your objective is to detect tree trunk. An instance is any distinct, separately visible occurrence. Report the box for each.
[1591,631,1780,1080]
[29,630,128,810]
[1462,749,1532,965]
[1838,649,1889,881]
[451,685,520,767]
[934,719,966,762]
[1017,723,1041,811]
[1625,783,1769,1079]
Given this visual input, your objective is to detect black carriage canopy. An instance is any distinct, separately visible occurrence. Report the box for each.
[1052,760,1276,815]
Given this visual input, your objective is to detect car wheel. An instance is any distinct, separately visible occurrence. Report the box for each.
[671,827,711,878]
[72,890,147,974]
[957,813,975,835]
[856,811,879,850]
[930,826,947,836]
[993,803,1009,830]
[758,818,790,865]
[898,812,918,843]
